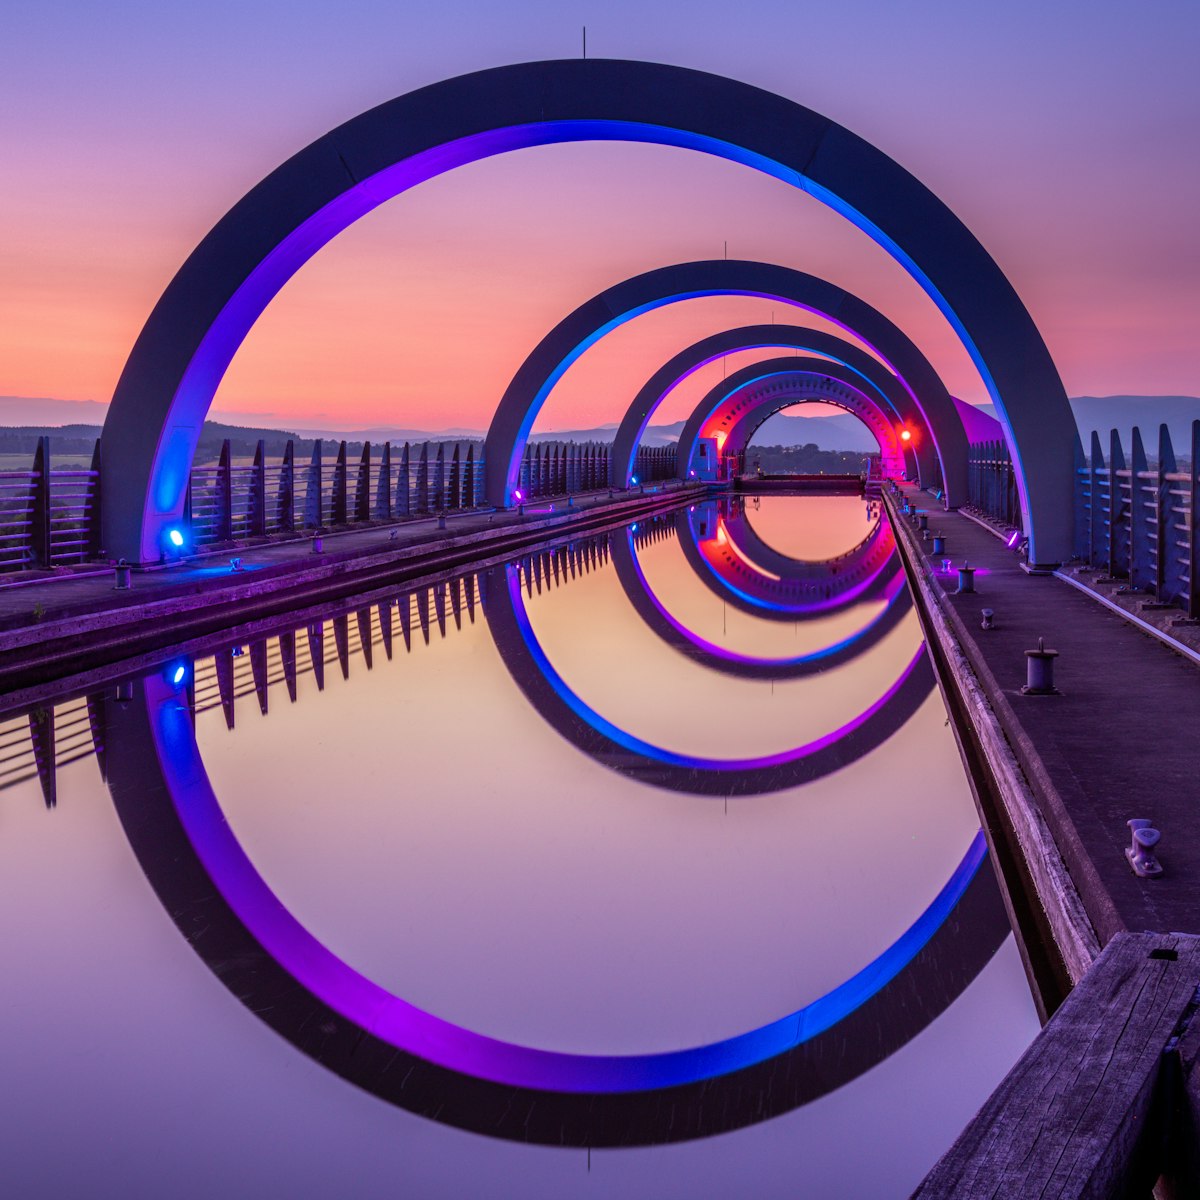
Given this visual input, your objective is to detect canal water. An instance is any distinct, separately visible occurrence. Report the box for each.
[0,494,1039,1198]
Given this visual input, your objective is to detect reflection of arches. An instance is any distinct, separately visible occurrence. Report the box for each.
[482,556,928,795]
[680,502,902,620]
[100,673,1007,1146]
[610,517,914,681]
[612,323,931,488]
[485,260,966,511]
[100,59,1072,566]
[676,357,908,480]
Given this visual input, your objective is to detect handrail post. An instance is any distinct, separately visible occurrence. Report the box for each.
[332,441,348,525]
[86,437,103,559]
[304,440,322,529]
[217,438,233,542]
[397,443,411,516]
[31,436,51,568]
[375,442,392,520]
[1156,425,1176,602]
[278,439,295,533]
[354,441,371,523]
[1189,421,1200,620]
[250,439,267,536]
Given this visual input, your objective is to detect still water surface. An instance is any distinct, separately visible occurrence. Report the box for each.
[0,495,1039,1198]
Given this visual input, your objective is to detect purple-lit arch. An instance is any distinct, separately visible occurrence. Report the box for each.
[101,59,1073,565]
[99,668,1006,1146]
[612,323,930,488]
[676,357,910,480]
[487,260,963,507]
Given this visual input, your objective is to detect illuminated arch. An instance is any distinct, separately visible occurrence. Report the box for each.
[486,260,963,507]
[101,59,1073,565]
[675,357,911,480]
[613,322,932,487]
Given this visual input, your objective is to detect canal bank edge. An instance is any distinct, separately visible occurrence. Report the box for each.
[883,489,1100,1012]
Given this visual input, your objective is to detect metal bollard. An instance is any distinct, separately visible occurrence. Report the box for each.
[1022,637,1060,695]
[980,608,995,630]
[437,513,447,530]
[1125,819,1163,878]
[955,562,977,594]
[918,512,929,531]
[941,558,952,574]
[932,534,946,555]
[113,558,131,589]
[311,534,324,554]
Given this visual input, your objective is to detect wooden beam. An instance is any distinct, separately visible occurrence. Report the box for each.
[914,932,1200,1199]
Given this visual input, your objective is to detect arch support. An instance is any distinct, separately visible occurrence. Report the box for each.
[612,322,937,488]
[100,58,1072,564]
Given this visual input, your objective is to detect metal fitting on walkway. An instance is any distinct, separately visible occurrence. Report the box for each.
[1022,637,1060,695]
[918,512,929,531]
[311,534,324,554]
[1126,819,1163,878]
[981,608,995,630]
[113,558,131,590]
[229,557,243,573]
[437,513,447,530]
[932,534,946,555]
[955,562,977,594]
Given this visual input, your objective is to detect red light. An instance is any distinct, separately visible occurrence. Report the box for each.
[900,428,912,442]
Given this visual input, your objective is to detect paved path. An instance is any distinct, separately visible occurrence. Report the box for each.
[898,484,1200,943]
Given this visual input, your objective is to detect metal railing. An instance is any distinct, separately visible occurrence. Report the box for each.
[1073,421,1199,618]
[966,439,1021,529]
[0,437,101,571]
[0,435,665,573]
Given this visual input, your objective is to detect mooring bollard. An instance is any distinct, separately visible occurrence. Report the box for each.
[955,562,977,594]
[437,513,447,530]
[932,533,946,555]
[311,534,324,554]
[918,512,929,531]
[1022,637,1059,695]
[981,608,995,630]
[113,558,131,589]
[1126,819,1163,878]
[941,557,952,574]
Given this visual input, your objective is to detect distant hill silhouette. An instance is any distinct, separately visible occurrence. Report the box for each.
[3,394,1198,458]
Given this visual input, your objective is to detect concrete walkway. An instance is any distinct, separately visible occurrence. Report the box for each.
[895,484,1200,945]
[0,484,703,690]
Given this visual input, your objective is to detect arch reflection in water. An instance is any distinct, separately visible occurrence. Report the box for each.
[87,503,1009,1147]
[610,511,913,681]
[678,497,901,620]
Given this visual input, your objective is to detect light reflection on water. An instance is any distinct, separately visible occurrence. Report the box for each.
[0,494,1040,1198]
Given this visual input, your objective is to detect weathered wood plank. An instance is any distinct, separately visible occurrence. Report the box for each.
[913,932,1200,1199]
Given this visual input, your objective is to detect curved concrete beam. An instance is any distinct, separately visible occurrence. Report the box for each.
[101,58,1072,565]
[675,357,913,480]
[486,260,966,511]
[613,323,934,487]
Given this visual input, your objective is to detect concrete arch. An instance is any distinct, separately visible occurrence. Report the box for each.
[101,58,1072,565]
[613,322,934,487]
[676,357,912,480]
[486,260,965,510]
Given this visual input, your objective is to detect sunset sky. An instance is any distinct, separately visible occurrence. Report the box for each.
[2,0,1197,434]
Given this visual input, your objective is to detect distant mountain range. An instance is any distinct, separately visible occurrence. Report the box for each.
[3,394,1198,455]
